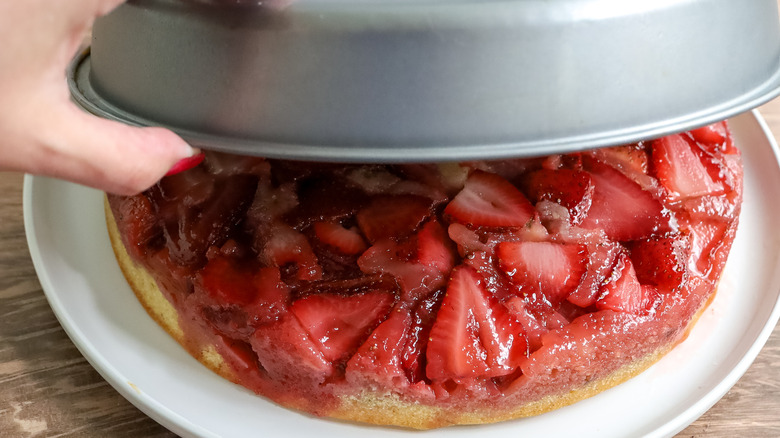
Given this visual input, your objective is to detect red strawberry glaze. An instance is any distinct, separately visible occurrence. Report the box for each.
[107,122,742,422]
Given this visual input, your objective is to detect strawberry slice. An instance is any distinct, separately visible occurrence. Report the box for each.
[521,169,594,224]
[197,257,289,325]
[109,195,161,259]
[198,256,260,305]
[403,289,444,382]
[312,221,367,255]
[356,194,433,243]
[288,175,368,228]
[358,221,455,300]
[358,239,435,299]
[416,220,457,272]
[444,170,535,228]
[689,122,734,154]
[250,314,334,384]
[566,240,622,308]
[505,295,568,351]
[346,306,412,386]
[579,157,672,241]
[161,174,257,267]
[448,223,487,255]
[689,220,733,275]
[262,223,322,281]
[249,267,291,321]
[594,144,649,175]
[652,134,725,199]
[426,266,527,380]
[214,336,261,376]
[627,232,691,293]
[290,291,395,363]
[595,254,658,314]
[497,241,587,305]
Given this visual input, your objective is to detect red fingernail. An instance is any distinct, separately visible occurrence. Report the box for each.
[166,152,205,176]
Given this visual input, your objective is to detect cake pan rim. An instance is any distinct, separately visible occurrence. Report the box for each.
[68,48,780,162]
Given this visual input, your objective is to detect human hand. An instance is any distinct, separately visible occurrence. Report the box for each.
[0,0,197,195]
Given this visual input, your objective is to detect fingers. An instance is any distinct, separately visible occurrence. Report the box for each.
[31,104,197,195]
[0,1,201,195]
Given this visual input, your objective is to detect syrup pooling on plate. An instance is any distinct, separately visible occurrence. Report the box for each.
[107,122,742,425]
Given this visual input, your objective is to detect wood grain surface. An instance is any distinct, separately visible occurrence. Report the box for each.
[3,50,780,438]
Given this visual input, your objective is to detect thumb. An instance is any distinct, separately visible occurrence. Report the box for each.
[36,104,198,195]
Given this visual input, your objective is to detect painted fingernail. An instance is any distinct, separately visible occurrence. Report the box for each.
[166,152,205,176]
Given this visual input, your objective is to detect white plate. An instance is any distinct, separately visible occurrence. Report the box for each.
[24,110,780,438]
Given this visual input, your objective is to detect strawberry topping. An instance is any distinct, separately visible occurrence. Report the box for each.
[595,254,659,314]
[652,134,725,199]
[444,170,535,228]
[290,291,395,363]
[312,221,367,255]
[627,232,691,293]
[107,123,743,422]
[689,121,735,154]
[357,194,433,243]
[579,157,673,241]
[426,266,527,380]
[497,240,587,305]
[521,169,594,224]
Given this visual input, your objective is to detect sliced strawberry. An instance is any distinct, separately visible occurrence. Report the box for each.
[689,122,734,154]
[346,306,412,386]
[566,240,622,308]
[627,232,691,293]
[689,220,733,275]
[161,174,257,267]
[246,179,299,229]
[215,336,260,375]
[520,169,594,224]
[294,275,397,300]
[109,194,162,259]
[356,194,433,243]
[392,164,453,196]
[249,267,291,321]
[196,257,289,326]
[595,144,649,175]
[426,266,527,380]
[652,134,725,199]
[290,291,394,363]
[312,221,367,255]
[262,223,322,281]
[505,295,568,351]
[288,175,368,228]
[250,314,334,384]
[579,157,672,241]
[198,256,259,306]
[444,170,535,228]
[416,220,457,273]
[358,239,432,299]
[358,222,454,300]
[461,249,518,302]
[154,165,214,209]
[497,241,587,305]
[448,223,487,255]
[595,254,658,314]
[403,289,444,382]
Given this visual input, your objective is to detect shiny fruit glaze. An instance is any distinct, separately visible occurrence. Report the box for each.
[108,122,742,422]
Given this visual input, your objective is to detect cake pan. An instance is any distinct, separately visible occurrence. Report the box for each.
[68,0,780,162]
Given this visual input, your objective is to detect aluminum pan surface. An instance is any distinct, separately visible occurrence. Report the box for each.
[70,0,780,161]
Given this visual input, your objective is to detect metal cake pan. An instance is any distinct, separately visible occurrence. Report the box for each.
[69,0,780,162]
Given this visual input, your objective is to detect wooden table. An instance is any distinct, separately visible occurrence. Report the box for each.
[2,105,780,438]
